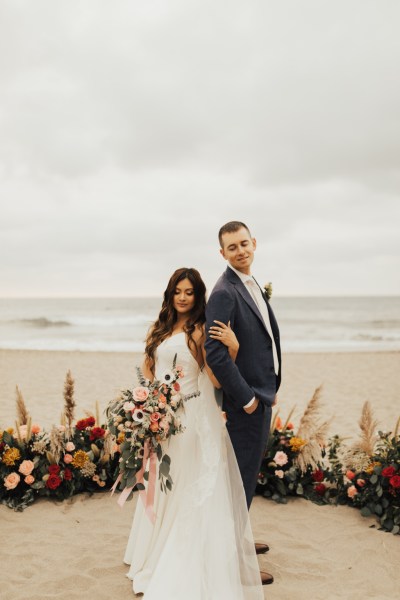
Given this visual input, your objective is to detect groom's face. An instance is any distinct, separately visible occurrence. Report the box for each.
[220,227,256,274]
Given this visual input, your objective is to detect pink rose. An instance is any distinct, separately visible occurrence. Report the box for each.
[132,387,149,402]
[356,478,366,487]
[31,424,41,435]
[150,412,161,422]
[24,475,35,485]
[18,460,35,476]
[4,472,21,490]
[63,454,73,464]
[65,442,75,452]
[347,485,358,499]
[273,451,288,467]
[275,470,284,479]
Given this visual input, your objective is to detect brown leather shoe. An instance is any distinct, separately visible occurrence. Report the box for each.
[260,570,274,585]
[255,542,270,554]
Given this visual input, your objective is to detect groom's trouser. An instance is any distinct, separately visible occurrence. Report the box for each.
[227,402,272,509]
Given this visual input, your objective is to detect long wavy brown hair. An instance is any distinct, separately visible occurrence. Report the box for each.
[145,268,206,372]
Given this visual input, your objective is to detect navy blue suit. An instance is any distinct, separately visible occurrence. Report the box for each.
[205,267,281,507]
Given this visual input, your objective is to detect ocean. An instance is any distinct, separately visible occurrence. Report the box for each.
[0,297,399,353]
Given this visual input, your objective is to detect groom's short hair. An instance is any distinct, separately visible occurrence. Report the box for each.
[218,221,252,247]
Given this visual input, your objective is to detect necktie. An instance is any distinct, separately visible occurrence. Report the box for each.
[246,278,279,375]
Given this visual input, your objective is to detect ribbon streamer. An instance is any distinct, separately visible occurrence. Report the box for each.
[111,440,157,524]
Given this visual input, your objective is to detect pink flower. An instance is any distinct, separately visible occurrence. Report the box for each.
[346,470,355,480]
[347,485,358,499]
[65,442,75,452]
[150,412,161,423]
[18,460,35,476]
[4,472,21,490]
[63,454,73,464]
[275,470,284,479]
[24,475,35,485]
[132,387,149,402]
[273,451,288,466]
[123,401,135,412]
[31,424,41,435]
[173,382,180,392]
[158,401,166,409]
[356,478,366,487]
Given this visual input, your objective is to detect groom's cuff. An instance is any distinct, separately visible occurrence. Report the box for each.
[243,396,256,410]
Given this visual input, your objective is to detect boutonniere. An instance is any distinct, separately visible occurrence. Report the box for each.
[263,282,273,301]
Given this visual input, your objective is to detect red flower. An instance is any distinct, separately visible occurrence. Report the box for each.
[46,473,62,490]
[382,466,396,478]
[312,469,324,482]
[76,418,88,431]
[48,464,61,475]
[89,427,106,441]
[86,416,96,427]
[389,475,400,489]
[315,483,326,496]
[345,470,355,480]
[63,468,73,481]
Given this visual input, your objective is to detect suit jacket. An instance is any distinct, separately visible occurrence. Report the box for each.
[205,267,281,412]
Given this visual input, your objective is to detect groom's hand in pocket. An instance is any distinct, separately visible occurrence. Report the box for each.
[244,398,259,414]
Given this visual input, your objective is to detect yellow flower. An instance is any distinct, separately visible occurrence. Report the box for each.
[71,450,89,469]
[2,447,21,466]
[365,461,381,475]
[289,436,308,453]
[6,428,14,435]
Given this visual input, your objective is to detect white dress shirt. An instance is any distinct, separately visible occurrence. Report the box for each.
[228,264,279,409]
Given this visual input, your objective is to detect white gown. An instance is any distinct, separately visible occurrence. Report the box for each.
[124,333,263,599]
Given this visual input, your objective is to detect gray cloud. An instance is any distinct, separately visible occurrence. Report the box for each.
[0,1,399,296]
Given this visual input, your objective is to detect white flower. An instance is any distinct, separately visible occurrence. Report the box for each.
[132,409,145,423]
[275,469,284,479]
[123,401,135,412]
[161,370,174,384]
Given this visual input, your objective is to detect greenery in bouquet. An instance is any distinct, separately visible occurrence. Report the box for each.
[333,403,400,535]
[106,354,199,497]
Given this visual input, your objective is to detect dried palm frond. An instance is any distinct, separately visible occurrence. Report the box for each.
[15,386,29,425]
[95,400,101,427]
[351,401,378,457]
[49,425,65,464]
[282,405,296,431]
[63,370,76,435]
[393,416,400,440]
[295,385,332,473]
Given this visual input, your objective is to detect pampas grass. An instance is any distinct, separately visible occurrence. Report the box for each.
[351,401,378,457]
[63,370,76,436]
[15,386,29,425]
[295,385,331,473]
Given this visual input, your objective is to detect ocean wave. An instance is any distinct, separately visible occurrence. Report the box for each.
[18,318,71,328]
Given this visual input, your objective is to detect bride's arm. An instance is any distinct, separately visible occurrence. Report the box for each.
[141,356,154,382]
[193,322,239,389]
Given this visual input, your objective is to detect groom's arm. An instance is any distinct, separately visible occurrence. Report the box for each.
[205,288,254,410]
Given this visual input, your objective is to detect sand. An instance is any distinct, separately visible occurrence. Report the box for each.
[1,349,400,600]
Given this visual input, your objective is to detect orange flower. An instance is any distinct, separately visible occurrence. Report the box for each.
[274,416,283,431]
[150,422,159,432]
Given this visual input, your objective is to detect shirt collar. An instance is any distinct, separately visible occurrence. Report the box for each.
[227,263,253,285]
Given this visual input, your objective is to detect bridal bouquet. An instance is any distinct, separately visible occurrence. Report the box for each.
[106,354,198,516]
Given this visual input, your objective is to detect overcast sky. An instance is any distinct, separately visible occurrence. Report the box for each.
[1,0,399,297]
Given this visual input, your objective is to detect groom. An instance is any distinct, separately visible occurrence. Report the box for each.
[205,221,281,585]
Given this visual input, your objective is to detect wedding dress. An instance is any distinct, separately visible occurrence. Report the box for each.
[124,333,263,599]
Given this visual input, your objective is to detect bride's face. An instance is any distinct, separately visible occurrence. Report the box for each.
[173,278,196,316]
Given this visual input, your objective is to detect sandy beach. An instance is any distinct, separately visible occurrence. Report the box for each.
[1,349,400,599]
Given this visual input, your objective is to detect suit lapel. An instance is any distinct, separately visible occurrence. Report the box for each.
[225,268,267,331]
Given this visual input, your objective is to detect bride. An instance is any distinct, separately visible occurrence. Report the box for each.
[123,268,264,599]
